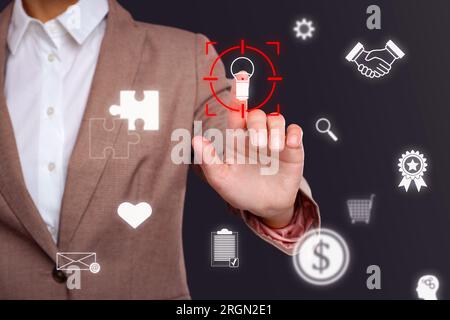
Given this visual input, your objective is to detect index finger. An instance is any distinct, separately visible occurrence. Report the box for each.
[227,71,249,129]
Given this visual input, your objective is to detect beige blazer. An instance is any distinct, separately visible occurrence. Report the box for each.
[0,0,318,299]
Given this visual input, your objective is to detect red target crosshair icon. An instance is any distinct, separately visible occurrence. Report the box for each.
[203,40,283,118]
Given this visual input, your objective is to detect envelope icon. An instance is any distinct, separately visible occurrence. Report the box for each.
[56,252,100,274]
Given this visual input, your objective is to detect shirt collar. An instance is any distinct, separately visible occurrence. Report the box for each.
[7,0,109,55]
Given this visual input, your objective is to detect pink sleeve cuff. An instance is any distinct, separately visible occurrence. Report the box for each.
[240,188,320,255]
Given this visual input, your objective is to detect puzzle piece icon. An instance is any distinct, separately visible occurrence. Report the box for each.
[89,118,140,159]
[109,90,159,131]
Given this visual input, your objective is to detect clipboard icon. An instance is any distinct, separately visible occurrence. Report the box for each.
[211,228,239,268]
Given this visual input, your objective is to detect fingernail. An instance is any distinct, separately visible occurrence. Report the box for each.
[288,134,300,146]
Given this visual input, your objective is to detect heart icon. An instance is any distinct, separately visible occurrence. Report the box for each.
[117,202,152,229]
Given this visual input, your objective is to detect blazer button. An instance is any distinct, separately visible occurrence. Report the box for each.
[52,267,67,283]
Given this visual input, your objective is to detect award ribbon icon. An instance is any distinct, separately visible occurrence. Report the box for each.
[398,150,428,192]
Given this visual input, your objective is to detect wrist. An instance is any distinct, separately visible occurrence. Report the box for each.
[260,206,296,229]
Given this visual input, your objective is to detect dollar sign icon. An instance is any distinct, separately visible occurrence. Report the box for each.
[293,228,350,286]
[312,240,330,274]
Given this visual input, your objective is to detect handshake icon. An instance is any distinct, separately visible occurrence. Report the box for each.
[346,40,405,78]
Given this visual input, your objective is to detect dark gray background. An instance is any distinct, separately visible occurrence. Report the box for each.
[3,0,450,300]
[164,0,449,300]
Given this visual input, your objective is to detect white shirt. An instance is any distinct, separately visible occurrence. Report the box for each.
[5,0,109,242]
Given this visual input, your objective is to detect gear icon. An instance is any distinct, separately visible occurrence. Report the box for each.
[293,18,315,40]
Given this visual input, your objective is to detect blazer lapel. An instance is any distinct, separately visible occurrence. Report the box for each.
[58,0,147,249]
[0,4,58,260]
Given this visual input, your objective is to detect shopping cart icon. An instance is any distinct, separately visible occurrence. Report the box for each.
[347,194,375,224]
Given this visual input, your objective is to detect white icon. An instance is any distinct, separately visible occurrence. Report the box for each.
[315,118,338,142]
[293,228,350,286]
[56,252,101,274]
[109,90,159,131]
[398,150,428,192]
[117,202,152,229]
[293,18,315,40]
[416,275,439,300]
[230,57,254,101]
[211,228,239,268]
[345,40,405,78]
[347,194,375,224]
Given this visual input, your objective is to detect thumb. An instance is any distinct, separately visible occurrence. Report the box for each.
[279,124,304,165]
[192,136,228,182]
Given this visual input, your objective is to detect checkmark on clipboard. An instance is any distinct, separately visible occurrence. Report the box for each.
[211,228,239,268]
[229,257,239,268]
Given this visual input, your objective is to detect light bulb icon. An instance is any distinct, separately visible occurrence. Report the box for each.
[230,57,255,101]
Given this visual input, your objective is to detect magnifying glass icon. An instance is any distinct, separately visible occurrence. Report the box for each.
[315,118,338,142]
